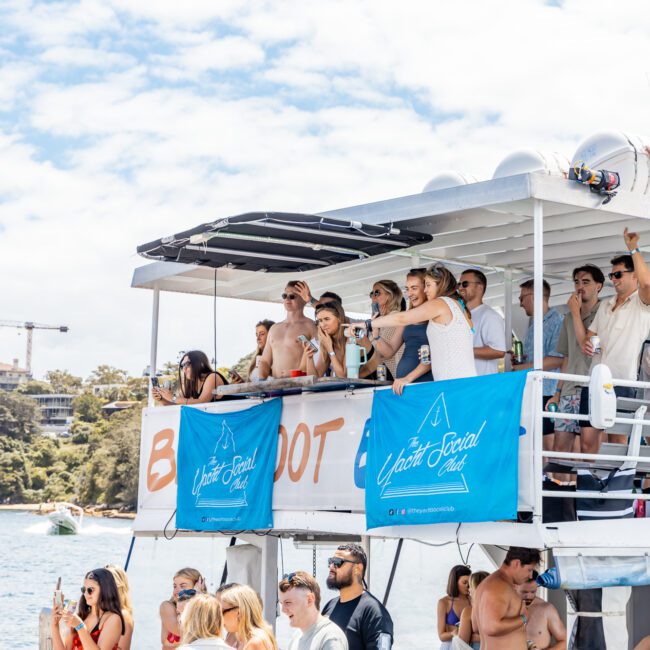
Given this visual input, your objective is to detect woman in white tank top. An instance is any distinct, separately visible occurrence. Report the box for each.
[354,263,477,388]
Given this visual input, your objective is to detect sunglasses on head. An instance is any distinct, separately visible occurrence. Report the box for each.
[177,589,197,601]
[609,270,633,280]
[282,572,297,582]
[80,586,96,595]
[327,557,361,568]
[282,293,297,300]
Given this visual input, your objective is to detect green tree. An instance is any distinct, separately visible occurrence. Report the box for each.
[46,370,83,394]
[73,392,104,423]
[16,380,54,395]
[28,436,59,467]
[0,437,30,502]
[0,391,41,442]
[86,365,129,386]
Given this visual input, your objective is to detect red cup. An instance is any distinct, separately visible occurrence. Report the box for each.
[290,369,306,377]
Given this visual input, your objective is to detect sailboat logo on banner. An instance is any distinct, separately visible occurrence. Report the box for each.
[378,393,479,500]
[195,420,249,509]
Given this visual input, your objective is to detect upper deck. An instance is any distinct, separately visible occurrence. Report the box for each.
[131,171,650,552]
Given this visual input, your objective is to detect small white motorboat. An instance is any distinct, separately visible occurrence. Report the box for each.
[48,503,84,535]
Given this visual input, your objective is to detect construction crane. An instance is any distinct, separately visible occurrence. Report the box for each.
[0,320,69,376]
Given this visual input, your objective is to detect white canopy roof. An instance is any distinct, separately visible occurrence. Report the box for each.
[132,172,650,314]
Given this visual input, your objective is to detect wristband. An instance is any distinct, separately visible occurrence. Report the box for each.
[75,622,86,632]
[520,614,527,627]
[630,247,641,255]
[309,296,318,306]
[328,351,336,358]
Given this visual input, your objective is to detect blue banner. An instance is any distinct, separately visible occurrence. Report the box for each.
[365,372,528,529]
[176,399,282,531]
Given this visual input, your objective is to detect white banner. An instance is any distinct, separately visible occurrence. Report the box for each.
[135,391,372,533]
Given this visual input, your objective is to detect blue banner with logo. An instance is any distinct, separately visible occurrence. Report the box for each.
[176,399,282,531]
[365,372,528,529]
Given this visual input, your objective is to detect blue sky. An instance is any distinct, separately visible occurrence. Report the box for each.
[0,0,648,379]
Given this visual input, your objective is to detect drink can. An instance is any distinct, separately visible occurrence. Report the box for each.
[419,345,431,365]
[548,402,558,412]
[376,364,387,382]
[590,335,601,354]
[513,340,524,364]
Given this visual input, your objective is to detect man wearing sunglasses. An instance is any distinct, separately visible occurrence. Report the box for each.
[322,544,393,650]
[258,281,316,379]
[457,269,506,375]
[578,228,650,455]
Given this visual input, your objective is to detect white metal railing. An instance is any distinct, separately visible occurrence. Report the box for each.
[529,370,650,519]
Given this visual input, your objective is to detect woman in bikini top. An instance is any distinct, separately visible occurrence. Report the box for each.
[51,568,124,650]
[437,565,471,650]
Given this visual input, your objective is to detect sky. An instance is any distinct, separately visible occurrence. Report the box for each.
[0,0,649,380]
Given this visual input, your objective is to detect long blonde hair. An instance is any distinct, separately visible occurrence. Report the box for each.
[219,584,277,650]
[105,564,133,615]
[180,594,223,645]
[373,279,405,314]
[171,567,203,602]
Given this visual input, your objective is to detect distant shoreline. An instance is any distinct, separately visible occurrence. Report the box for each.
[0,503,135,520]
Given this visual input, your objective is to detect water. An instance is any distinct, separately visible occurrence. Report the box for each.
[0,510,494,649]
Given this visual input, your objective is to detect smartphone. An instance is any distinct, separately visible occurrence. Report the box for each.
[54,577,63,607]
[297,334,319,353]
[150,376,159,388]
[229,367,243,382]
[66,599,78,613]
[371,302,380,316]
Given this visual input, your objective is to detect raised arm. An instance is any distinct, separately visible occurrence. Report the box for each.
[625,228,650,305]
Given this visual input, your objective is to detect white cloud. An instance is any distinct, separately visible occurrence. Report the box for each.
[1,0,649,378]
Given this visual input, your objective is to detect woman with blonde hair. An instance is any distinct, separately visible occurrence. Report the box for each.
[178,594,230,649]
[369,279,406,379]
[458,571,490,650]
[218,584,277,650]
[160,567,206,649]
[356,263,476,382]
[106,564,134,650]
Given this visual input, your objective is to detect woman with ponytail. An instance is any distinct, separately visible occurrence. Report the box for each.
[355,263,476,384]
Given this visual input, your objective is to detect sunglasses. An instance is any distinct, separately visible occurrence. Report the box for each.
[282,572,297,582]
[80,586,96,595]
[369,290,384,298]
[180,360,190,369]
[177,589,197,601]
[327,557,361,568]
[608,270,633,280]
[282,293,297,300]
[222,605,239,615]
[457,280,481,288]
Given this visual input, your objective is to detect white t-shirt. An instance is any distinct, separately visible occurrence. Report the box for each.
[471,303,507,375]
[589,290,650,380]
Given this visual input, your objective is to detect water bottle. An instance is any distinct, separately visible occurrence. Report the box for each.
[535,567,561,589]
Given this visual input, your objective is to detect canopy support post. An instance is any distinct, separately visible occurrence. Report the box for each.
[148,287,160,407]
[533,199,544,371]
[504,268,513,371]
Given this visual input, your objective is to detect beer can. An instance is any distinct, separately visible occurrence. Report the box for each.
[590,335,601,354]
[548,402,558,412]
[376,364,387,382]
[513,340,524,364]
[419,345,431,365]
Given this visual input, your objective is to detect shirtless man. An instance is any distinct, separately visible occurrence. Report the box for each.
[515,572,566,650]
[472,546,541,650]
[259,281,316,379]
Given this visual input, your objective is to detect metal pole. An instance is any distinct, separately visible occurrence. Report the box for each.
[504,268,513,371]
[533,199,544,370]
[383,538,403,606]
[148,287,160,407]
[26,326,33,376]
[124,535,136,571]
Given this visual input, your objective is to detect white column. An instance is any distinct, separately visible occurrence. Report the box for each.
[504,268,513,371]
[148,287,160,407]
[259,535,279,630]
[533,199,544,370]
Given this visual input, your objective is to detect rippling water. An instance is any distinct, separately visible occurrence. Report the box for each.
[0,510,493,649]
